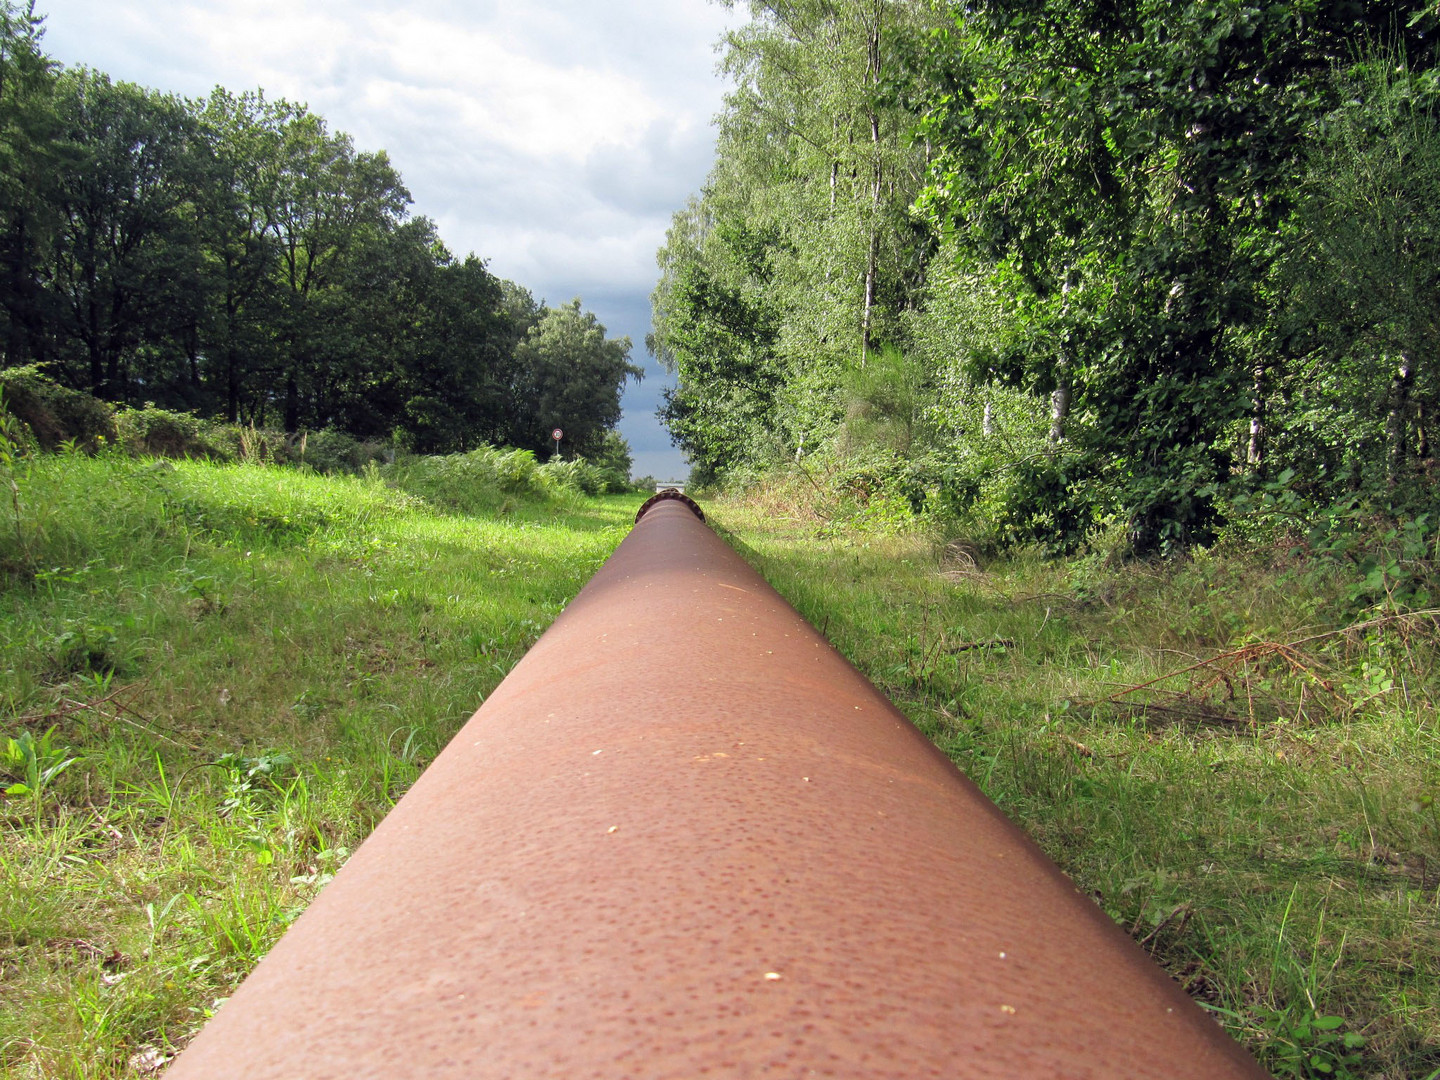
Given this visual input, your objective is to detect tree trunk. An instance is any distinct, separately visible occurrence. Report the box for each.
[859,6,882,368]
[1247,362,1266,473]
[861,230,877,367]
[1048,378,1070,449]
[227,343,241,423]
[106,348,122,403]
[88,341,105,398]
[1049,277,1074,450]
[982,400,994,437]
[285,372,300,433]
[1386,354,1414,484]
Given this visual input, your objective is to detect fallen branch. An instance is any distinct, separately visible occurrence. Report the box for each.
[1137,903,1193,953]
[9,682,200,750]
[1287,607,1440,648]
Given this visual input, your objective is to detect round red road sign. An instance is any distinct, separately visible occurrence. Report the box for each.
[551,428,564,441]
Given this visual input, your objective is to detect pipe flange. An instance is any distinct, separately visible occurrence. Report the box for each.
[635,490,705,523]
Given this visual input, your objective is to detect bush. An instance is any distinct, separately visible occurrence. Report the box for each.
[539,457,612,496]
[202,424,296,466]
[0,366,116,450]
[113,413,394,474]
[581,431,635,492]
[294,429,390,474]
[115,405,228,459]
[382,446,549,514]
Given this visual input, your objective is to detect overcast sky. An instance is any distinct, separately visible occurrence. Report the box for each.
[37,0,742,480]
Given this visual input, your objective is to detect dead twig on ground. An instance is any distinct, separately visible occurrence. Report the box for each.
[8,682,200,750]
[1138,904,1193,953]
[1078,636,1355,728]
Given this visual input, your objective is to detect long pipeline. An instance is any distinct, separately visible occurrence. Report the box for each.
[168,494,1267,1078]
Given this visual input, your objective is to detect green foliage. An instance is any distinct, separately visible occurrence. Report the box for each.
[382,446,546,514]
[651,1,938,483]
[1278,50,1440,493]
[294,429,389,475]
[214,751,296,821]
[1,727,78,804]
[538,457,612,497]
[581,430,636,491]
[0,365,117,450]
[994,455,1102,556]
[384,442,633,510]
[661,2,1439,555]
[508,300,642,458]
[1247,1007,1366,1079]
[839,346,929,457]
[823,448,936,532]
[114,405,224,459]
[46,620,129,679]
[0,22,635,462]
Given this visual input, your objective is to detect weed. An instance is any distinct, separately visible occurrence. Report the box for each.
[1,727,78,806]
[1248,1007,1366,1079]
[45,621,128,679]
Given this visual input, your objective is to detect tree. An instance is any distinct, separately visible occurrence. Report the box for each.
[509,300,641,457]
[652,0,937,481]
[45,70,207,401]
[1282,53,1440,489]
[0,1,61,370]
[0,21,606,456]
[656,258,782,480]
[907,0,1438,549]
[191,88,294,422]
[367,242,514,453]
[262,109,410,431]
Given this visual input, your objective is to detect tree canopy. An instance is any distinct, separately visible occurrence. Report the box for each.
[0,5,638,460]
[656,0,1440,549]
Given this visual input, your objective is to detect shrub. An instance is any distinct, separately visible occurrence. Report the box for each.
[201,424,297,466]
[0,366,116,450]
[115,405,227,459]
[295,429,390,474]
[582,431,635,492]
[382,446,550,514]
[539,457,611,496]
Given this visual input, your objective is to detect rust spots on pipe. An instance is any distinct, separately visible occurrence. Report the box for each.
[168,499,1267,1079]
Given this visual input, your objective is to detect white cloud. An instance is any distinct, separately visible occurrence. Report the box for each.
[37,0,740,474]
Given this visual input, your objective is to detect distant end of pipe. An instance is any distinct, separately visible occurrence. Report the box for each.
[635,490,705,523]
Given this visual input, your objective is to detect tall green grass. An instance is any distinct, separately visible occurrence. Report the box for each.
[710,488,1439,1080]
[0,448,637,1076]
[378,444,625,517]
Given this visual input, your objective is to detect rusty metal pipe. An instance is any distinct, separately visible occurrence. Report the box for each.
[168,496,1267,1078]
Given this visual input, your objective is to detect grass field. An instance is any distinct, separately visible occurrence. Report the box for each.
[1,452,1436,1078]
[0,452,636,1077]
[709,485,1439,1080]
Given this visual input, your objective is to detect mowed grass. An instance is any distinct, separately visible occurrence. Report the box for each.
[709,489,1440,1080]
[0,452,637,1077]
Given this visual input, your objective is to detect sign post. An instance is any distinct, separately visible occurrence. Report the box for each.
[551,427,563,458]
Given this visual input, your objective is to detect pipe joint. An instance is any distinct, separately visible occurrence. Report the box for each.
[634,489,705,523]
